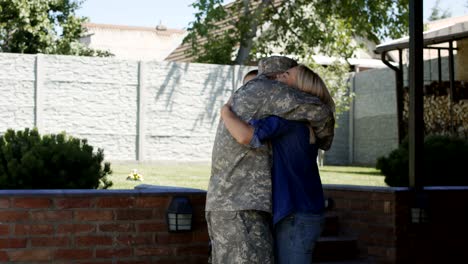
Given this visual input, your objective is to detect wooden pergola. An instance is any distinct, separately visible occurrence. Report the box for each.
[375,0,462,191]
[376,21,468,145]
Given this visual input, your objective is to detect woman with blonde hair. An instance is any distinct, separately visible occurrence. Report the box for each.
[278,64,335,111]
[221,64,334,263]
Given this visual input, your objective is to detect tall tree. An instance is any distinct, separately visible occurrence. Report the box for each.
[184,0,409,65]
[428,0,451,21]
[0,0,111,56]
[184,0,409,115]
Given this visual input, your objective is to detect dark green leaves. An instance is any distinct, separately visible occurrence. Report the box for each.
[184,0,409,64]
[0,128,113,189]
[0,0,112,56]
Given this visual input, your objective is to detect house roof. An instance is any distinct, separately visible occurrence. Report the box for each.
[83,23,186,36]
[80,23,187,61]
[425,14,468,31]
[164,0,283,62]
[310,55,387,68]
[375,20,468,53]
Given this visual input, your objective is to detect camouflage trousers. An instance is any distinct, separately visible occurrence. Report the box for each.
[206,210,274,264]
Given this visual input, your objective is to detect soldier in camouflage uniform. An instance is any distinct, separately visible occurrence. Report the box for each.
[206,56,335,264]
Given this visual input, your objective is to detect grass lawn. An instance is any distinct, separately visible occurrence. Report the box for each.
[108,162,387,190]
[319,166,386,186]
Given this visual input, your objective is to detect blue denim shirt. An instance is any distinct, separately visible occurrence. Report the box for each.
[249,116,325,225]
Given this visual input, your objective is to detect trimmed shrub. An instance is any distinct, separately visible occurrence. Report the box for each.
[0,128,112,189]
[377,135,468,187]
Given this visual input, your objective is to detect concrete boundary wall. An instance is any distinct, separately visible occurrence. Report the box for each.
[0,53,252,161]
[326,55,454,165]
[1,52,455,164]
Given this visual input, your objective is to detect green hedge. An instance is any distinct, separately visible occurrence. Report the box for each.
[377,135,468,187]
[0,128,112,189]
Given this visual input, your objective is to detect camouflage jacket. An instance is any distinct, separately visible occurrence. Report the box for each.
[206,75,335,213]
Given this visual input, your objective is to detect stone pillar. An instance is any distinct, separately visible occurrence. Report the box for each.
[456,38,468,81]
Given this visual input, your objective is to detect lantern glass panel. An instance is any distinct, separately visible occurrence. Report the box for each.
[166,197,193,232]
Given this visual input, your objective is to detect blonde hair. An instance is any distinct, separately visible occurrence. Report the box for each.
[294,64,335,111]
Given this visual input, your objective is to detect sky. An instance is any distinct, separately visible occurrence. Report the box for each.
[75,0,223,30]
[76,0,468,30]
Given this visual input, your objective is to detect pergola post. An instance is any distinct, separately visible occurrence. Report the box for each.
[408,0,424,189]
[380,51,404,144]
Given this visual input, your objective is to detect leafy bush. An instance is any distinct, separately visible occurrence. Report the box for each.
[377,135,468,187]
[0,128,112,189]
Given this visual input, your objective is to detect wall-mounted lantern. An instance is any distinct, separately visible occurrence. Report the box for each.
[411,207,429,224]
[166,196,193,232]
[411,191,430,224]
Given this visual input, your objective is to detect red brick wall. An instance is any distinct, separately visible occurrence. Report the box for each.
[2,186,467,263]
[0,190,209,263]
[324,185,468,264]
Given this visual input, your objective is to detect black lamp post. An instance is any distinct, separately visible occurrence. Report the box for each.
[166,196,193,232]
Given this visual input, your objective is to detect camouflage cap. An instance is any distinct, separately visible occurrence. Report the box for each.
[258,56,298,74]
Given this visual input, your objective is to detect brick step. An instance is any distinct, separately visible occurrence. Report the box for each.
[313,236,358,262]
[322,213,340,236]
